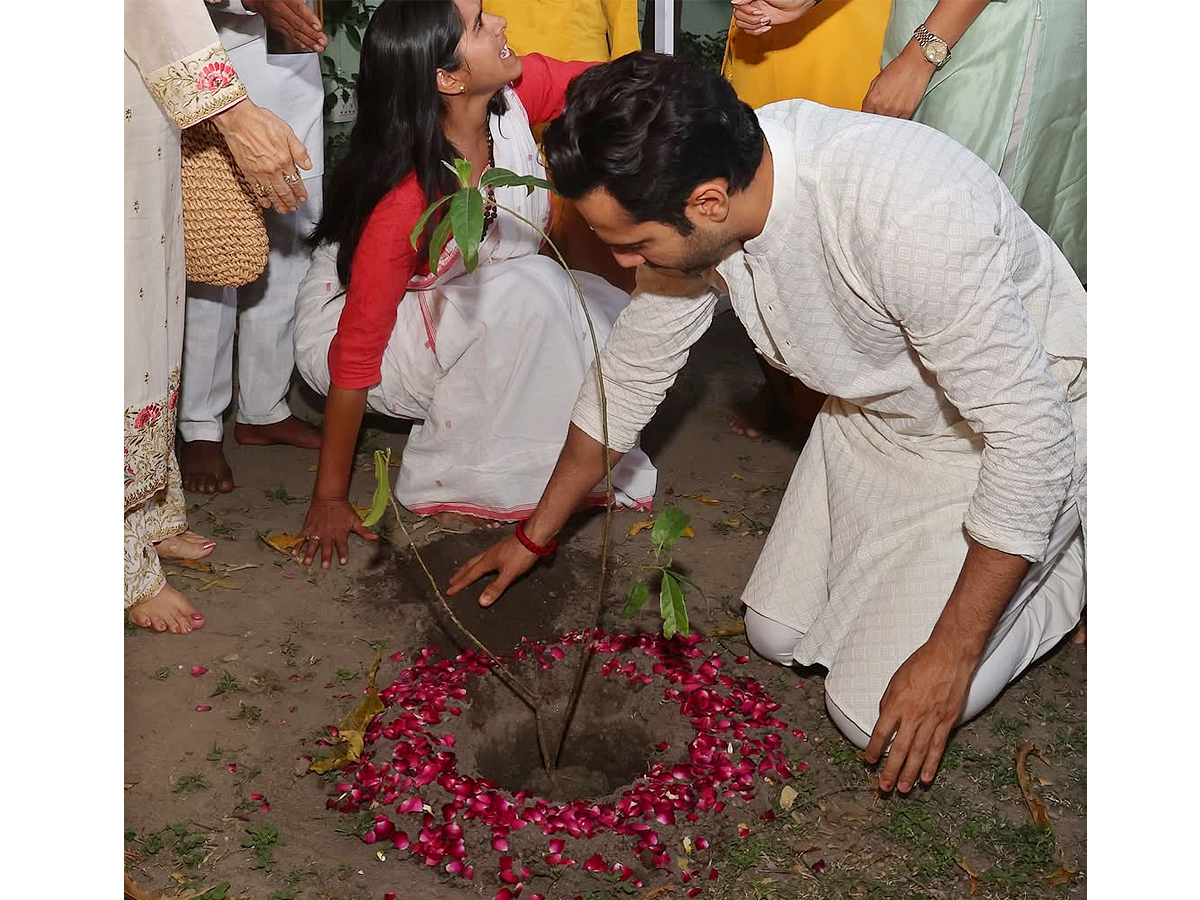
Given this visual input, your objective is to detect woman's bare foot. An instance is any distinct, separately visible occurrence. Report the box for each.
[729,383,785,439]
[432,512,503,530]
[234,416,322,449]
[1069,611,1086,644]
[127,582,206,634]
[180,440,235,494]
[155,530,217,561]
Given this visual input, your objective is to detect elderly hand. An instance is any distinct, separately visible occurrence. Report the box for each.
[861,43,935,119]
[293,497,378,569]
[731,0,820,36]
[245,0,328,53]
[212,98,312,213]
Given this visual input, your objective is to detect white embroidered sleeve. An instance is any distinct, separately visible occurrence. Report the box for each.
[572,266,719,453]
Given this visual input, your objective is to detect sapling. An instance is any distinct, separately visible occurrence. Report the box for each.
[620,507,698,639]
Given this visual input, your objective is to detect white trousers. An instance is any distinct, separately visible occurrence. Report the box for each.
[746,504,1085,748]
[179,185,322,440]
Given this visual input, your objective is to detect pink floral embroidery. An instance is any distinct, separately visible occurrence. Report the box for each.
[195,61,237,93]
[134,404,161,429]
[168,388,179,410]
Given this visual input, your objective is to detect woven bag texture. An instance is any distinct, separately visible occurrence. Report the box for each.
[180,120,269,288]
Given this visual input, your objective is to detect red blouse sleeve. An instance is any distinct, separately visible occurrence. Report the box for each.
[512,53,597,125]
[327,174,430,390]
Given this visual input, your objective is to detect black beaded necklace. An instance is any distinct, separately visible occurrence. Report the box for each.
[481,126,498,238]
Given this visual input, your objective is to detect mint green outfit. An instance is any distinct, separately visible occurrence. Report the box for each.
[883,0,1086,282]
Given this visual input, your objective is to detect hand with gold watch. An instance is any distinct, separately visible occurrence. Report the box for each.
[863,0,990,119]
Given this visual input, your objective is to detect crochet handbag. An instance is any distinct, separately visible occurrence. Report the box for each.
[180,120,269,288]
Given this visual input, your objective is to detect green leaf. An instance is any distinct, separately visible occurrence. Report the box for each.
[659,571,689,639]
[452,157,473,188]
[667,568,707,599]
[346,27,362,51]
[427,211,454,274]
[651,507,691,553]
[409,194,453,251]
[621,581,649,618]
[449,188,485,272]
[360,448,391,528]
[192,885,231,900]
[480,166,553,195]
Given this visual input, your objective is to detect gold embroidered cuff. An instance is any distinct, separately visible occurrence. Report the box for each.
[146,42,247,130]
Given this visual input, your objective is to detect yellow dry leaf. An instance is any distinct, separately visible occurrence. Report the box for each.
[729,473,745,481]
[626,519,656,537]
[309,651,386,775]
[695,495,721,505]
[198,576,238,592]
[680,526,694,539]
[956,858,980,896]
[309,465,318,472]
[1015,741,1053,829]
[175,558,213,573]
[1048,867,1078,885]
[779,785,799,811]
[263,532,305,556]
[352,504,373,520]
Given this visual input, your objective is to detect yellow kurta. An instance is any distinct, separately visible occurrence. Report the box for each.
[723,0,890,111]
[488,0,639,61]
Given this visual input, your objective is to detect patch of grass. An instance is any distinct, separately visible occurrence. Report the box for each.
[990,714,1028,739]
[826,740,865,773]
[335,810,375,837]
[282,870,317,886]
[242,824,283,870]
[878,796,958,880]
[212,671,244,696]
[264,484,300,505]
[981,821,1058,888]
[234,703,263,725]
[172,773,209,794]
[335,667,361,685]
[125,617,139,636]
[154,666,171,681]
[168,822,209,868]
[281,637,300,668]
[235,762,263,785]
[266,892,296,900]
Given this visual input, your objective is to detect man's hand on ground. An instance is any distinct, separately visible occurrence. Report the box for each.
[865,637,974,792]
[447,535,538,607]
[246,0,329,52]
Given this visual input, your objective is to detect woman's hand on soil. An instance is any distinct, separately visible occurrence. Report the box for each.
[293,497,378,568]
[446,535,539,607]
[861,47,934,119]
[212,98,312,213]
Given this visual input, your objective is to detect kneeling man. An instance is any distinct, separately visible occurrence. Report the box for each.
[448,52,1085,794]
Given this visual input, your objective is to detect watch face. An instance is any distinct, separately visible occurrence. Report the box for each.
[923,40,949,66]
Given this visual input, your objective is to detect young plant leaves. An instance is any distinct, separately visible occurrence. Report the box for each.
[659,570,689,639]
[452,157,473,189]
[360,448,392,528]
[427,210,454,273]
[651,506,691,554]
[621,581,649,618]
[449,187,485,272]
[480,166,552,195]
[409,194,452,251]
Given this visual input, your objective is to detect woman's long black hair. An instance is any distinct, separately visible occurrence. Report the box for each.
[308,0,506,284]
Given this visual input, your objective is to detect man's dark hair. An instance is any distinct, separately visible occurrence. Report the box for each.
[542,52,764,234]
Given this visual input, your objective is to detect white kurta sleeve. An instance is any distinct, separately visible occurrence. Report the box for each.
[125,0,247,129]
[873,183,1076,562]
[572,266,719,452]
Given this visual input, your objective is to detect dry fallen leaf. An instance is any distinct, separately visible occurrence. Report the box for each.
[779,785,799,810]
[695,495,721,505]
[1016,741,1053,828]
[729,472,745,481]
[627,519,656,537]
[262,532,304,556]
[956,858,980,896]
[680,526,695,539]
[309,651,385,775]
[175,558,213,572]
[1048,867,1079,885]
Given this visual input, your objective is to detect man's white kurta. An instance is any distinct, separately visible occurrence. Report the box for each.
[570,100,1086,728]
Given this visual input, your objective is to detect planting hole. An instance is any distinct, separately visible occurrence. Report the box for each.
[469,666,667,801]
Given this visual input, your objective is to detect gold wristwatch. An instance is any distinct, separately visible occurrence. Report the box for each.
[913,23,951,69]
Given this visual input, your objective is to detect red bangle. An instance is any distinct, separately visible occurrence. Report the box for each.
[514,520,558,557]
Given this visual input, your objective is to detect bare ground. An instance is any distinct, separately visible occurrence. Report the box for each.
[125,312,1085,900]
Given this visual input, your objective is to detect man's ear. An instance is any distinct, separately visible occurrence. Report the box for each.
[688,180,731,225]
[436,68,465,96]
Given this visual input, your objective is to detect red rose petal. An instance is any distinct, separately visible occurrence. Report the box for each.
[194,705,211,712]
[190,665,208,676]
